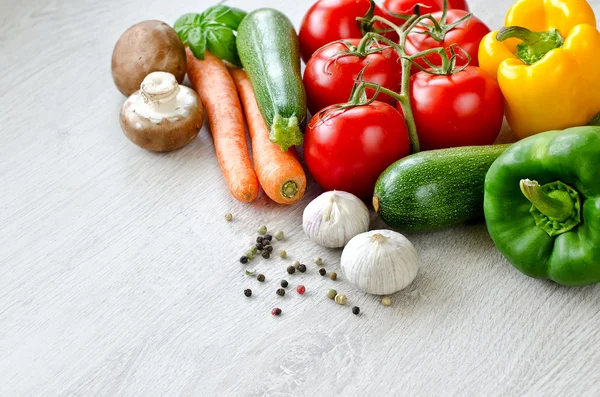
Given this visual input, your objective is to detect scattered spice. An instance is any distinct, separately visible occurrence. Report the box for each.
[263,239,271,246]
[271,308,282,316]
[249,246,258,255]
[264,234,273,242]
[326,289,337,299]
[262,251,270,259]
[257,274,265,282]
[335,294,348,305]
[240,256,249,264]
[256,243,264,251]
[329,272,337,281]
[292,260,301,268]
[276,288,286,296]
[256,236,264,244]
[280,280,289,288]
[314,257,323,265]
[296,285,306,294]
[244,289,252,297]
[280,250,287,259]
[265,246,274,254]
[246,251,255,260]
[274,231,284,241]
[352,306,360,315]
[287,266,296,275]
[298,264,307,273]
[245,269,256,276]
[319,268,327,276]
[225,212,233,222]
[258,225,267,235]
[382,296,392,307]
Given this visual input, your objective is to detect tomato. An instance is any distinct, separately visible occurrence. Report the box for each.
[298,0,393,63]
[303,39,402,115]
[383,0,469,16]
[305,101,410,199]
[405,10,490,70]
[407,66,504,151]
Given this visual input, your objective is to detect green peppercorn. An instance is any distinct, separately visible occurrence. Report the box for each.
[246,251,255,260]
[276,288,285,297]
[262,251,270,259]
[280,280,289,288]
[225,213,233,222]
[335,294,347,305]
[298,264,307,273]
[314,257,323,265]
[292,260,301,268]
[258,225,267,235]
[329,272,337,281]
[287,266,296,275]
[382,296,392,307]
[264,234,273,241]
[240,256,249,264]
[352,306,360,315]
[280,250,287,259]
[319,268,326,276]
[274,231,284,241]
[326,289,337,299]
[244,289,252,297]
[249,246,258,255]
[257,274,265,282]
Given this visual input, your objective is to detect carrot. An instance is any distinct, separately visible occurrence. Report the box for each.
[229,67,307,205]
[186,49,259,203]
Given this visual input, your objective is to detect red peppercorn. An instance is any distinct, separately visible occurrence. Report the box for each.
[271,307,282,316]
[296,285,306,294]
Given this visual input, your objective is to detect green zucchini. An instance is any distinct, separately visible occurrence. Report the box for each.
[236,8,307,152]
[373,145,511,232]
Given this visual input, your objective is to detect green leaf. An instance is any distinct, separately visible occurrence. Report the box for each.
[202,5,246,29]
[205,25,242,67]
[187,27,207,60]
[173,13,202,44]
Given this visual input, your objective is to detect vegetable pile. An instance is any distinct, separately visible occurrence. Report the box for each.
[110,0,600,306]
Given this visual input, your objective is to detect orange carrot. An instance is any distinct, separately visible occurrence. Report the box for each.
[229,67,307,205]
[186,49,259,203]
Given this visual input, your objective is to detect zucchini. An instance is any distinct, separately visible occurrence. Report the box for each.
[236,8,307,152]
[373,145,511,232]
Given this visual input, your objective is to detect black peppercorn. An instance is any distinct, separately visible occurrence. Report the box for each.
[256,243,264,251]
[352,306,360,315]
[256,236,264,244]
[257,274,265,282]
[265,246,274,253]
[319,268,327,276]
[240,256,249,264]
[244,289,252,297]
[287,266,296,274]
[264,234,273,241]
[262,251,270,259]
[263,239,271,246]
[280,280,289,288]
[276,288,285,297]
[298,264,307,273]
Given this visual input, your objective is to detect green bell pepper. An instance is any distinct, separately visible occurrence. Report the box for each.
[484,126,600,286]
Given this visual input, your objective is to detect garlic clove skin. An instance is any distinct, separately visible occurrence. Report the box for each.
[303,191,370,248]
[341,230,419,295]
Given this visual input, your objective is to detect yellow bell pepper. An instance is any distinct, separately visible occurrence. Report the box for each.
[478,0,600,139]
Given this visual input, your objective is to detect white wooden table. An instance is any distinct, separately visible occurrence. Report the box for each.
[2,0,600,395]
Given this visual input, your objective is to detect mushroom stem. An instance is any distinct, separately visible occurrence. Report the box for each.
[134,72,186,122]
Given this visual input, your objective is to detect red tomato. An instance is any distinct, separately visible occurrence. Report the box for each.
[405,10,490,70]
[298,0,393,63]
[303,39,402,115]
[407,66,504,151]
[305,101,410,199]
[383,0,469,16]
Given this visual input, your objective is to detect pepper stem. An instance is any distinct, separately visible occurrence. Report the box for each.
[496,27,564,65]
[520,179,572,221]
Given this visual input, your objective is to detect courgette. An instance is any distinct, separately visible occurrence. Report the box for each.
[373,145,511,232]
[236,8,307,152]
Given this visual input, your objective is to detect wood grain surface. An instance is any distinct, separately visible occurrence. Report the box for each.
[1,0,600,396]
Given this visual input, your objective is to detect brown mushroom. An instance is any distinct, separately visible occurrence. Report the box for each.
[120,72,203,152]
[112,20,187,97]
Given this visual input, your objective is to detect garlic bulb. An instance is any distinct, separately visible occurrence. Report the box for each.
[303,191,370,248]
[341,230,419,295]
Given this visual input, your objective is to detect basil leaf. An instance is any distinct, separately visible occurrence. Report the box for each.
[205,24,242,67]
[187,27,207,60]
[202,5,247,29]
[174,13,202,44]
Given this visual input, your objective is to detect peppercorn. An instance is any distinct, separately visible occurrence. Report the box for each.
[274,231,284,241]
[262,239,271,246]
[258,225,267,235]
[244,289,252,297]
[352,306,360,315]
[280,280,289,288]
[262,251,270,259]
[240,256,249,264]
[287,266,296,275]
[280,250,287,259]
[257,274,265,282]
[256,236,264,244]
[265,246,274,254]
[246,251,255,260]
[292,260,301,268]
[326,289,337,299]
[276,288,286,297]
[225,213,233,222]
[298,264,307,273]
[296,285,306,294]
[319,268,326,276]
[249,246,258,255]
[329,272,337,281]
[335,294,347,305]
[271,308,282,316]
[382,296,392,307]
[256,243,264,251]
[264,234,273,241]
[314,257,323,265]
